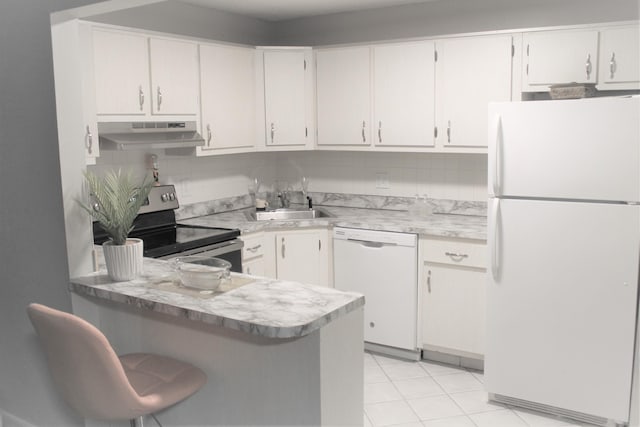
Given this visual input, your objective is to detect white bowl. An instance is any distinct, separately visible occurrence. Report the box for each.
[171,256,231,290]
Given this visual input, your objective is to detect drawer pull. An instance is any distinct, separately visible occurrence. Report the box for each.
[246,244,262,253]
[281,237,285,258]
[445,251,469,261]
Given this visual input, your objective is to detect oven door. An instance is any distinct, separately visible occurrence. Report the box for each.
[158,239,243,273]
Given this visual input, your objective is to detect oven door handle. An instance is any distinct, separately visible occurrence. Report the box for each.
[158,239,244,259]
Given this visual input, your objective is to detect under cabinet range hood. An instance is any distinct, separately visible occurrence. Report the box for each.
[98,121,205,151]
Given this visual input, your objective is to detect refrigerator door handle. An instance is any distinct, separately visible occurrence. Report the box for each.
[492,115,503,197]
[491,198,501,280]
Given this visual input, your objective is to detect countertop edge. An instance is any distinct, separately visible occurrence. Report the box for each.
[69,276,365,340]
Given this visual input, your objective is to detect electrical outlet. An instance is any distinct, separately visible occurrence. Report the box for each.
[375,172,390,189]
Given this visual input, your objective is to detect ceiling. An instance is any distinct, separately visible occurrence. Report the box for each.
[179,0,442,21]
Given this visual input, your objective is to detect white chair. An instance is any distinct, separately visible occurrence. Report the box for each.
[27,303,207,426]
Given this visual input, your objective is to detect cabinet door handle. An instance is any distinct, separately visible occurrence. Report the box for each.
[445,252,469,261]
[247,244,262,253]
[447,120,451,143]
[361,121,366,143]
[585,54,592,80]
[157,86,162,110]
[427,270,431,293]
[85,125,93,154]
[281,237,285,259]
[206,124,212,146]
[610,52,617,79]
[270,123,275,143]
[318,239,321,251]
[138,86,144,111]
[378,121,382,143]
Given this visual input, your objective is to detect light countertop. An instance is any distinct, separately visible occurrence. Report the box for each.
[70,252,364,339]
[179,205,487,240]
[70,202,483,341]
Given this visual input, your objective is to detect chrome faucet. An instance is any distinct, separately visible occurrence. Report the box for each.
[277,191,290,208]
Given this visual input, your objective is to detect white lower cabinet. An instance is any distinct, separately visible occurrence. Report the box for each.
[242,229,331,287]
[243,257,265,277]
[420,237,487,359]
[273,229,331,287]
[241,232,269,276]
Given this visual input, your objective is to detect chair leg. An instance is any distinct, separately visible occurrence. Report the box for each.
[130,416,144,427]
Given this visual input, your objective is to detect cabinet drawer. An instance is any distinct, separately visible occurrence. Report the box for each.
[241,233,265,260]
[421,238,486,269]
[243,257,265,277]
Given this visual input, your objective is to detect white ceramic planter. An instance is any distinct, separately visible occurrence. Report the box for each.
[102,238,143,281]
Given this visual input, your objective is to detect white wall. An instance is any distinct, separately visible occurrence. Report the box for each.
[273,0,639,45]
[88,0,274,45]
[90,151,279,205]
[92,150,488,205]
[0,1,273,425]
[0,2,104,426]
[276,151,488,202]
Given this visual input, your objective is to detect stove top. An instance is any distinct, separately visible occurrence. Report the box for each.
[92,184,241,258]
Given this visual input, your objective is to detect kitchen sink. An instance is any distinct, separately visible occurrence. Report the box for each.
[245,207,333,221]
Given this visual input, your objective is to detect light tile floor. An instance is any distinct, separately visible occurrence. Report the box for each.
[363,352,597,427]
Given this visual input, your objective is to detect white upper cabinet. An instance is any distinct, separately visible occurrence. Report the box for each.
[93,29,149,115]
[598,25,640,90]
[373,41,436,148]
[92,28,198,117]
[148,38,199,115]
[316,46,371,147]
[436,35,513,149]
[263,48,311,147]
[198,43,256,153]
[523,29,599,90]
[53,20,100,165]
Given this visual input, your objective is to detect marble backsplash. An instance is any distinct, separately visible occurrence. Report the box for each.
[176,192,487,220]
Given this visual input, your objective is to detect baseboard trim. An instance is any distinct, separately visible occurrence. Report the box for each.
[489,393,625,427]
[421,348,484,371]
[365,342,421,361]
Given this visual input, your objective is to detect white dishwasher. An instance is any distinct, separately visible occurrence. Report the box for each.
[333,227,419,359]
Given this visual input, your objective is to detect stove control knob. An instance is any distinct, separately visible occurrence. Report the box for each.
[169,193,176,201]
[161,193,168,202]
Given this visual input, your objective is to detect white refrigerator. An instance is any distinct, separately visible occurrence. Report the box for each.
[486,96,640,426]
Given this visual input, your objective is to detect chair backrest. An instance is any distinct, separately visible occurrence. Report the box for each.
[27,303,148,420]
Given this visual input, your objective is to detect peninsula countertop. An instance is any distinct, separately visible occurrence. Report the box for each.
[70,253,364,339]
[179,205,488,240]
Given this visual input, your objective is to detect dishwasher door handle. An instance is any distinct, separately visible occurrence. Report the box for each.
[346,238,395,248]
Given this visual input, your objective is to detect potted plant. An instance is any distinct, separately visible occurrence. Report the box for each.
[78,169,154,281]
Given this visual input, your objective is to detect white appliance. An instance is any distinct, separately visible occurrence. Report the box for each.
[486,96,640,426]
[333,227,419,359]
